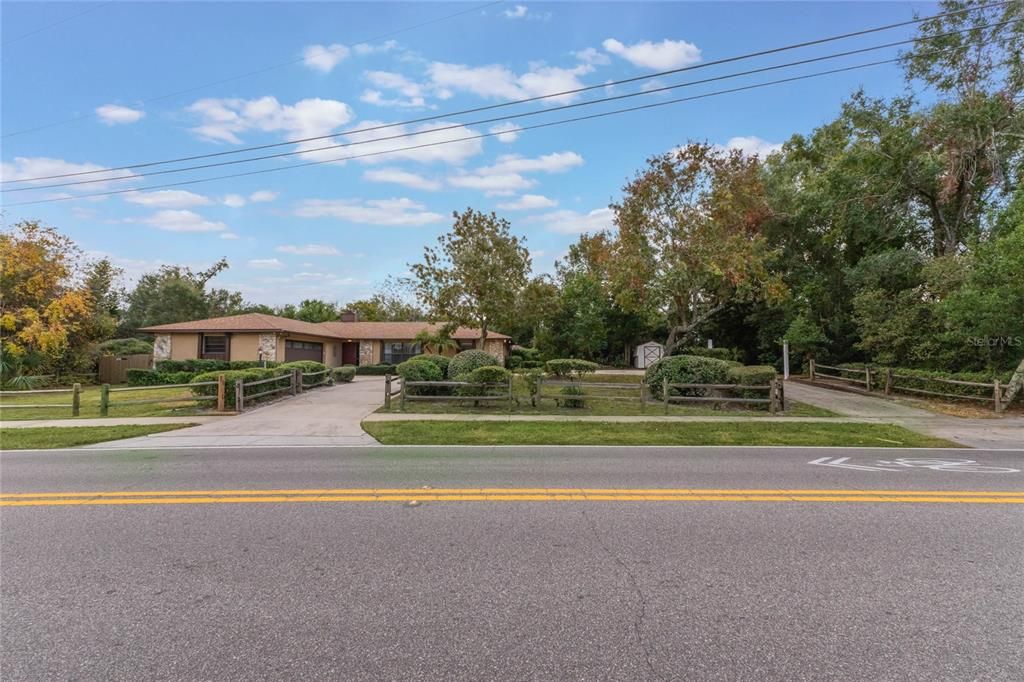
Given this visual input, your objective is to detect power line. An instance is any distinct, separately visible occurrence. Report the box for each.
[2,49,966,208]
[0,0,505,139]
[2,1,115,46]
[3,20,1007,194]
[1,0,1011,183]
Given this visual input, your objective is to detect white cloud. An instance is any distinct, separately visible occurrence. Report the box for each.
[222,194,247,208]
[186,96,354,151]
[276,243,342,256]
[360,71,429,108]
[303,43,350,73]
[362,167,441,191]
[480,151,584,175]
[427,61,593,104]
[504,4,528,18]
[293,197,444,226]
[345,120,483,165]
[714,135,783,158]
[447,172,535,196]
[95,104,144,125]
[353,40,398,56]
[602,38,702,69]
[141,210,227,233]
[497,194,558,210]
[574,47,611,66]
[220,232,240,240]
[248,258,285,270]
[249,190,278,202]
[489,122,521,143]
[0,157,140,190]
[532,207,614,234]
[123,190,212,208]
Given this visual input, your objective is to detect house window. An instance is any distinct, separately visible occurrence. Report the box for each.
[383,342,421,364]
[202,335,227,356]
[457,339,476,351]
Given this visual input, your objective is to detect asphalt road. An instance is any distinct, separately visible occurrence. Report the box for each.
[2,445,1023,680]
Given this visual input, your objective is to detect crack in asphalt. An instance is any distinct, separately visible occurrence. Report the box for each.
[580,507,664,681]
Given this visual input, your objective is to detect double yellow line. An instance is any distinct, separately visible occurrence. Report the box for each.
[2,488,1024,507]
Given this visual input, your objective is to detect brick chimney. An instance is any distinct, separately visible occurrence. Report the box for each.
[339,310,358,323]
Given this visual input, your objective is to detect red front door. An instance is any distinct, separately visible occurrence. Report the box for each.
[342,342,359,365]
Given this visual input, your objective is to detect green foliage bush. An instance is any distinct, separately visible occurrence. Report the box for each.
[874,366,1013,401]
[333,366,356,383]
[126,368,156,385]
[397,356,444,394]
[520,367,544,406]
[278,360,328,374]
[356,363,397,376]
[521,360,545,369]
[506,355,523,369]
[460,366,511,397]
[95,338,153,357]
[227,360,279,370]
[544,358,600,378]
[682,346,738,362]
[644,355,732,400]
[190,368,290,406]
[559,384,586,409]
[448,349,500,379]
[414,353,450,377]
[155,358,229,373]
[728,365,777,400]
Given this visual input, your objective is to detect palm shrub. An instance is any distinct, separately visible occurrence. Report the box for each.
[448,349,500,380]
[644,354,732,400]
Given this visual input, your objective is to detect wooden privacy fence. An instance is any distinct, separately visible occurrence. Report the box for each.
[398,377,514,411]
[535,378,647,409]
[663,378,784,414]
[0,384,83,417]
[101,381,219,416]
[98,354,153,384]
[808,360,1008,413]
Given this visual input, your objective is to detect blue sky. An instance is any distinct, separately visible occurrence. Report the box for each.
[2,1,935,305]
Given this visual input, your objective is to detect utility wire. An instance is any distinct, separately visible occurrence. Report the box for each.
[1,0,1011,183]
[2,47,971,208]
[3,20,1008,194]
[2,1,115,46]
[0,0,505,139]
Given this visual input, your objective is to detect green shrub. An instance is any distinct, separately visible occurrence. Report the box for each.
[644,354,732,400]
[126,368,157,386]
[154,360,187,373]
[414,353,450,377]
[520,368,545,406]
[544,358,600,379]
[466,366,510,385]
[95,338,152,357]
[877,366,1014,401]
[728,365,777,400]
[448,349,500,379]
[228,360,279,370]
[333,366,356,383]
[190,368,290,406]
[506,355,523,370]
[682,346,738,362]
[278,360,328,374]
[521,360,544,369]
[356,363,397,376]
[397,356,443,394]
[559,384,586,408]
[510,346,543,361]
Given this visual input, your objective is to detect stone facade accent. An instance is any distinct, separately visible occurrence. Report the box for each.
[258,334,277,362]
[153,334,172,363]
[484,338,507,362]
[359,341,375,365]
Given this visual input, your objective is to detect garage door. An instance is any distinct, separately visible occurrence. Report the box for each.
[284,340,323,362]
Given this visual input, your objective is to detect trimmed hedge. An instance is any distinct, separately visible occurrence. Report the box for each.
[728,365,777,400]
[874,366,1012,400]
[559,384,585,408]
[681,346,739,362]
[155,359,280,374]
[95,338,153,357]
[333,366,356,383]
[190,368,289,406]
[397,356,444,394]
[644,355,732,400]
[356,363,397,376]
[278,360,328,374]
[125,369,195,386]
[544,358,600,378]
[414,354,450,377]
[466,365,510,384]
[448,349,500,380]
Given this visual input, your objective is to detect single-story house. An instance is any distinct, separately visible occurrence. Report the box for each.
[139,312,511,367]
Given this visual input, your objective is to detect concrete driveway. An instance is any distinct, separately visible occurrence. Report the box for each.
[87,377,385,448]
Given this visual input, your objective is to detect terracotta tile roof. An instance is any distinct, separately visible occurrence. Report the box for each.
[139,314,510,341]
[317,321,510,341]
[139,313,335,337]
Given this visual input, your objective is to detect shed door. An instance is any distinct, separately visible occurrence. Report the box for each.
[284,340,323,362]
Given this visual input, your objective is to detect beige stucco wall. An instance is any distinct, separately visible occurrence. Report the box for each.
[169,333,198,361]
[229,333,260,362]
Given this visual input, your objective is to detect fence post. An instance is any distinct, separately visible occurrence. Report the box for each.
[235,379,244,412]
[295,369,303,394]
[884,368,893,395]
[99,383,110,417]
[778,379,785,412]
[865,366,872,392]
[216,373,226,412]
[508,374,514,412]
[534,374,542,407]
[663,377,669,415]
[994,380,1003,414]
[809,359,816,381]
[769,377,778,415]
[639,381,646,413]
[400,377,407,411]
[385,375,392,409]
[72,383,81,417]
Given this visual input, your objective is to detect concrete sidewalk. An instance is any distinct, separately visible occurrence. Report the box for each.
[364,413,884,424]
[1,416,222,429]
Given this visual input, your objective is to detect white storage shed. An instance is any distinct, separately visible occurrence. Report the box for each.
[634,341,664,369]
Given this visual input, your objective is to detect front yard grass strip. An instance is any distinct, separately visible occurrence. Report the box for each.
[1,424,195,450]
[0,386,207,421]
[361,420,959,448]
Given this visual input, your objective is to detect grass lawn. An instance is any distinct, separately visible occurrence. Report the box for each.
[362,420,959,448]
[1,424,196,450]
[381,373,835,418]
[0,385,210,421]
